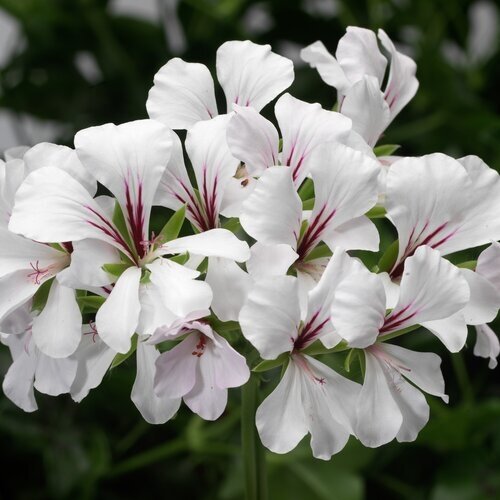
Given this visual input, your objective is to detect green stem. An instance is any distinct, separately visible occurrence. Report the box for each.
[241,375,267,500]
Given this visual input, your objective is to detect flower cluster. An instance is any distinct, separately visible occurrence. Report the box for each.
[1,27,499,460]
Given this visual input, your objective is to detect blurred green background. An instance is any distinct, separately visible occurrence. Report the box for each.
[0,0,499,499]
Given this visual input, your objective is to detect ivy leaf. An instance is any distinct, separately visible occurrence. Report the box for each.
[366,205,387,219]
[159,205,186,243]
[31,278,54,312]
[112,202,134,251]
[77,295,106,312]
[253,353,289,372]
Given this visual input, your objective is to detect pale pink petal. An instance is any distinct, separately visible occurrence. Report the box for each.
[154,333,199,398]
[34,353,77,396]
[211,331,250,389]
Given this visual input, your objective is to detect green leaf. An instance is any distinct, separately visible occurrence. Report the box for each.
[302,198,314,210]
[31,278,54,312]
[302,340,349,356]
[298,178,314,201]
[378,239,399,273]
[111,334,138,369]
[102,263,131,277]
[304,244,333,262]
[374,144,400,156]
[365,205,387,219]
[159,205,186,243]
[252,353,289,372]
[457,260,477,270]
[77,295,106,312]
[222,217,241,233]
[170,252,189,265]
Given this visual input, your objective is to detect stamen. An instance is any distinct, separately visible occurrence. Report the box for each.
[191,334,207,358]
[27,260,51,285]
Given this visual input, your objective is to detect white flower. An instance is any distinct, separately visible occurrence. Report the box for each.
[240,249,364,459]
[146,40,294,130]
[151,318,250,421]
[8,119,250,353]
[301,27,418,146]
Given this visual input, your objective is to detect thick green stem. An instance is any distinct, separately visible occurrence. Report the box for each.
[241,374,267,500]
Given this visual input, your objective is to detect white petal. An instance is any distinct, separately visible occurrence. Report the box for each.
[226,105,279,175]
[256,362,308,454]
[300,41,350,91]
[240,166,302,249]
[460,268,500,325]
[132,341,181,424]
[421,313,469,353]
[246,242,298,279]
[239,275,300,359]
[326,216,380,252]
[211,331,250,389]
[276,94,351,185]
[392,376,429,443]
[31,281,82,358]
[136,283,178,337]
[0,227,65,278]
[34,353,77,396]
[161,228,250,262]
[474,324,499,369]
[217,40,294,112]
[0,158,26,226]
[330,265,386,348]
[218,175,257,219]
[70,334,116,402]
[0,302,32,335]
[23,142,97,195]
[0,270,39,322]
[378,29,419,119]
[381,344,448,402]
[185,115,239,229]
[147,259,212,317]
[383,247,470,333]
[477,241,500,293]
[340,76,390,147]
[2,342,38,412]
[354,351,402,447]
[299,143,379,258]
[75,120,172,255]
[96,266,141,353]
[147,58,218,129]
[337,27,387,86]
[9,167,133,257]
[62,239,119,288]
[4,145,29,161]
[205,257,251,322]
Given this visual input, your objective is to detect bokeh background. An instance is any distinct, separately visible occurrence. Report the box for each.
[0,0,499,498]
